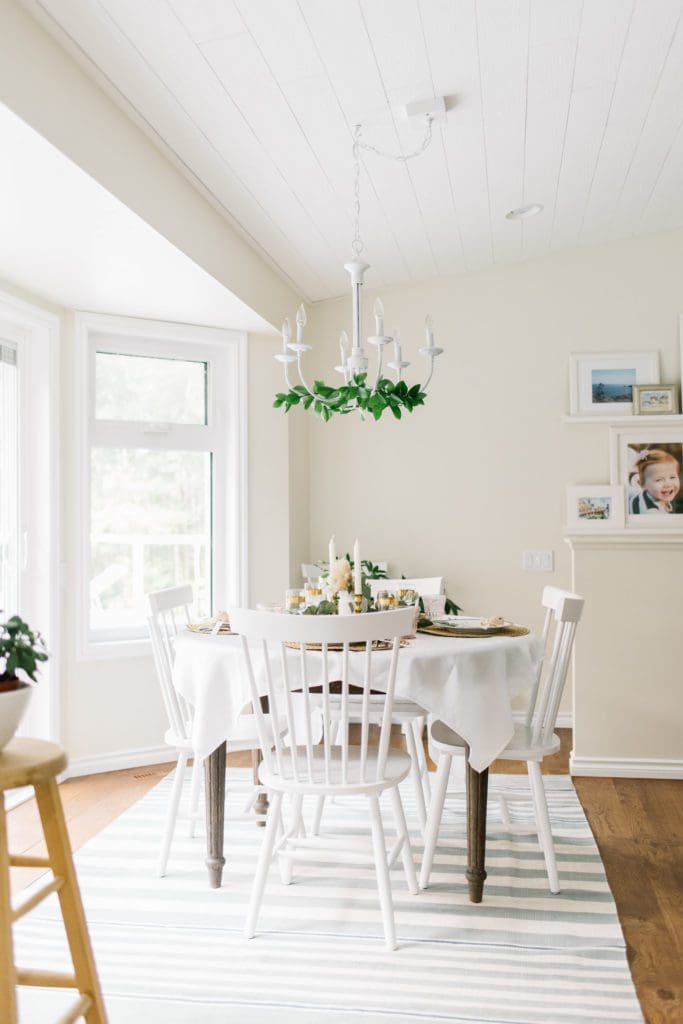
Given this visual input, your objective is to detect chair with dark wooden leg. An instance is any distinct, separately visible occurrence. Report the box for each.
[420,587,584,896]
[0,737,108,1023]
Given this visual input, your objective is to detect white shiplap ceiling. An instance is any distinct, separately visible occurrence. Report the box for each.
[22,0,683,302]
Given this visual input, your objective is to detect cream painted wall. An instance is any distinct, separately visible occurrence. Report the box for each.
[304,229,683,763]
[568,536,683,771]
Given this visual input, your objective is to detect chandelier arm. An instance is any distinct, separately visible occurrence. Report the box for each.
[295,356,338,408]
[421,359,436,393]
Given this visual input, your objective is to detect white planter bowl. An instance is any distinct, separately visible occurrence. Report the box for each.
[0,684,33,750]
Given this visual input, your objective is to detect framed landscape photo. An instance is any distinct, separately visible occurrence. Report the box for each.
[632,383,679,416]
[569,352,660,417]
[566,485,624,530]
[610,427,683,527]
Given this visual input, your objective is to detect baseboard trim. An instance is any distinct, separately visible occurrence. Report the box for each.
[513,711,573,729]
[570,754,683,779]
[65,745,173,779]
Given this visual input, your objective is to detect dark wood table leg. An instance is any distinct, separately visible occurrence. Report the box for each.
[205,741,226,888]
[252,748,268,826]
[465,752,488,903]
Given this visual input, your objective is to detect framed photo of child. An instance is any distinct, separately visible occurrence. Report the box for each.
[610,427,683,527]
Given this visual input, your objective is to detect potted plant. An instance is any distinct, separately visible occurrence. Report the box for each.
[0,614,48,750]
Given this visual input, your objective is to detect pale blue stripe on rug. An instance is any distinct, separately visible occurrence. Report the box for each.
[14,770,643,1023]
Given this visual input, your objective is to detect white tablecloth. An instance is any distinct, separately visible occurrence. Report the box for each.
[173,630,542,772]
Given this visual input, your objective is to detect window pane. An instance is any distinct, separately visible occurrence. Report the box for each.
[89,448,211,637]
[95,351,207,424]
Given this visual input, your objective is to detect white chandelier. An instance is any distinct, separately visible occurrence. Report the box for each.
[274,111,444,422]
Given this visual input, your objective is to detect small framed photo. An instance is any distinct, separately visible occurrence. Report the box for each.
[632,384,679,416]
[610,427,683,526]
[566,485,624,529]
[569,352,660,416]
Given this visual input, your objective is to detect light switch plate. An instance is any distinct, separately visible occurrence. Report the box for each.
[522,550,554,572]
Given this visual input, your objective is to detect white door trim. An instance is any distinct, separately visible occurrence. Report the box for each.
[0,288,61,742]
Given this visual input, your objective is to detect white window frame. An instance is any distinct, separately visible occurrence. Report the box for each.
[75,312,247,660]
[0,289,61,743]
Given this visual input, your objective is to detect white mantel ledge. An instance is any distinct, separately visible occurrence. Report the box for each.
[565,530,683,549]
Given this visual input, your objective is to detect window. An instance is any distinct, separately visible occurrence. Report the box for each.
[77,314,246,657]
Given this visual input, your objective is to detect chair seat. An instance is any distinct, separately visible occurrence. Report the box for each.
[430,719,561,761]
[335,698,427,725]
[259,746,413,796]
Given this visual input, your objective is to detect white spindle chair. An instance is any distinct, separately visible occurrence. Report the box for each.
[316,576,445,835]
[230,606,419,951]
[420,586,584,894]
[147,585,268,877]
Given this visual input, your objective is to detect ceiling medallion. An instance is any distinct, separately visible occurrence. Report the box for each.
[274,105,445,422]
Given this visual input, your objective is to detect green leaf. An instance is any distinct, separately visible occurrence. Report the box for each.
[391,405,402,420]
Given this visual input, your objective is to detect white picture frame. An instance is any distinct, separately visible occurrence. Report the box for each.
[569,352,660,417]
[566,485,624,530]
[610,426,683,527]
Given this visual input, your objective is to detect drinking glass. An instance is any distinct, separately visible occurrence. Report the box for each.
[423,594,446,619]
[285,588,305,614]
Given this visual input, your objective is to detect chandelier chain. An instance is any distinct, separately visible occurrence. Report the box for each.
[351,116,435,257]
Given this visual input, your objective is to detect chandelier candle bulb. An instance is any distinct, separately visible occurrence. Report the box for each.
[328,535,336,568]
[353,539,361,595]
[282,318,291,352]
[296,304,307,343]
[425,315,435,348]
[373,298,384,336]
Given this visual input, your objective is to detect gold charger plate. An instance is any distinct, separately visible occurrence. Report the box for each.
[418,624,529,639]
[187,621,236,636]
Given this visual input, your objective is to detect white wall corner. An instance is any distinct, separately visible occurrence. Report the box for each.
[570,754,683,779]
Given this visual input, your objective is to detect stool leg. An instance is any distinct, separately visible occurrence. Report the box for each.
[34,778,108,1024]
[0,799,18,1023]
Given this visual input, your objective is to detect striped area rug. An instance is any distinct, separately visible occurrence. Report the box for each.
[14,771,643,1023]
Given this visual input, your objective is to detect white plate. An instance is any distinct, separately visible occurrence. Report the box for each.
[430,615,511,635]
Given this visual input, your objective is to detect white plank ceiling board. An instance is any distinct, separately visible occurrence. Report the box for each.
[521,0,581,260]
[476,0,530,265]
[20,0,683,304]
[419,0,493,270]
[579,0,683,245]
[607,7,683,238]
[550,0,635,250]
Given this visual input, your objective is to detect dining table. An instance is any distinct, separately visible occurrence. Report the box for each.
[172,623,542,903]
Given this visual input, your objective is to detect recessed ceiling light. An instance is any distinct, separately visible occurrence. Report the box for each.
[505,203,544,221]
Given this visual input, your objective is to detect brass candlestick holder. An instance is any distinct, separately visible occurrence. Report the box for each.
[353,593,363,614]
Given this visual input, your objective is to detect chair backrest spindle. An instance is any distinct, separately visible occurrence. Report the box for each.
[527,588,584,748]
[147,584,195,743]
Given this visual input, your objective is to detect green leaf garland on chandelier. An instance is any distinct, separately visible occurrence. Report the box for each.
[273,373,427,422]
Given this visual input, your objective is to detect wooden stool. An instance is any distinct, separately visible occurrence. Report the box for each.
[0,738,107,1023]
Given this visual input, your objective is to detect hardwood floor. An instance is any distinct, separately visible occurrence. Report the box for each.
[6,730,682,1024]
